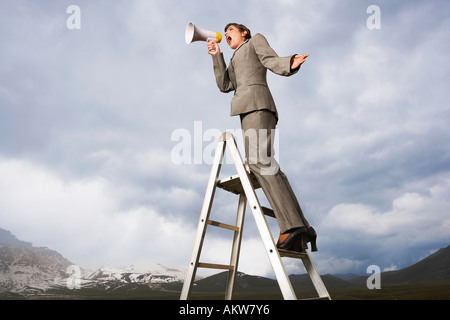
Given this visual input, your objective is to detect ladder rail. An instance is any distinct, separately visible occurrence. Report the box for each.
[225,193,246,300]
[180,138,226,300]
[302,251,331,299]
[223,132,298,300]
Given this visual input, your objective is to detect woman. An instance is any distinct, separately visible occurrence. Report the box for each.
[207,23,317,253]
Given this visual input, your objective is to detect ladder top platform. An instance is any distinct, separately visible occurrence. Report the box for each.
[217,173,261,195]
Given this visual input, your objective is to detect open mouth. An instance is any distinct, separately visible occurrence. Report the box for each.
[227,36,232,43]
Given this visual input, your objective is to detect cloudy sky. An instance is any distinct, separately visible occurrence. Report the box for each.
[1,0,449,279]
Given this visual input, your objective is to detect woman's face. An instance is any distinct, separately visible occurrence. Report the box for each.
[224,25,247,49]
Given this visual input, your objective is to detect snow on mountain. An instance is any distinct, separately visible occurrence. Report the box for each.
[0,227,191,297]
[83,263,188,286]
[0,244,189,296]
[0,243,72,296]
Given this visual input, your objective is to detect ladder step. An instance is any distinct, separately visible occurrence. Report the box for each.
[197,262,235,270]
[278,249,308,259]
[217,173,261,194]
[207,219,240,231]
[261,206,275,218]
[300,296,331,300]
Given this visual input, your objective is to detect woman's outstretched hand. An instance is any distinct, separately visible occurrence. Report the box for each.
[290,54,309,69]
[207,41,221,55]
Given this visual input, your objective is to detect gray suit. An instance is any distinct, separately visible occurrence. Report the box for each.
[211,33,310,234]
[212,33,298,120]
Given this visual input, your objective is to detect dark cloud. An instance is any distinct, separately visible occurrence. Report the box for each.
[0,0,449,276]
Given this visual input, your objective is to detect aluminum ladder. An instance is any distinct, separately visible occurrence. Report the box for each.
[180,132,330,300]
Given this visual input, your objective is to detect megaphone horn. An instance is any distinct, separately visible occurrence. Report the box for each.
[185,21,222,44]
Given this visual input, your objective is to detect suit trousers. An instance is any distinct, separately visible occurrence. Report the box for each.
[240,110,309,234]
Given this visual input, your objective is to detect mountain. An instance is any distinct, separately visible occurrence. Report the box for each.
[0,227,190,298]
[80,263,188,290]
[185,271,352,299]
[194,271,278,292]
[0,228,32,247]
[349,245,450,286]
[0,242,72,296]
[172,245,450,299]
[1,226,449,299]
[383,245,450,283]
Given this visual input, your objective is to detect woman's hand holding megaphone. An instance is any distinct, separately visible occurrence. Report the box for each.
[207,41,221,55]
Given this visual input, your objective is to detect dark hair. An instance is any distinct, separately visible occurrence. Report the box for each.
[224,23,252,40]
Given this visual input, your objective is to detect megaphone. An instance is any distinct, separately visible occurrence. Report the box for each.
[185,21,222,44]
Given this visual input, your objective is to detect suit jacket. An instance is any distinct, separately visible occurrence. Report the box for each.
[211,33,299,120]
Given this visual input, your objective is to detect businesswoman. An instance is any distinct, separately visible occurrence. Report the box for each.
[207,23,316,252]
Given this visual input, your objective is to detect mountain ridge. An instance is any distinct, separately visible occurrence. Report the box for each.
[0,228,32,247]
[0,227,190,298]
[347,245,450,285]
[1,227,449,299]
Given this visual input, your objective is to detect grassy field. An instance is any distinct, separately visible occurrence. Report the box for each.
[12,279,450,300]
[186,280,450,300]
[326,280,450,300]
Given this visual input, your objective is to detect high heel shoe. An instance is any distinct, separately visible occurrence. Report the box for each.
[305,226,318,252]
[276,227,306,252]
[297,234,307,253]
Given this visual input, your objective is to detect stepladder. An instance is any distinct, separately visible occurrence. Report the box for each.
[180,132,331,300]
